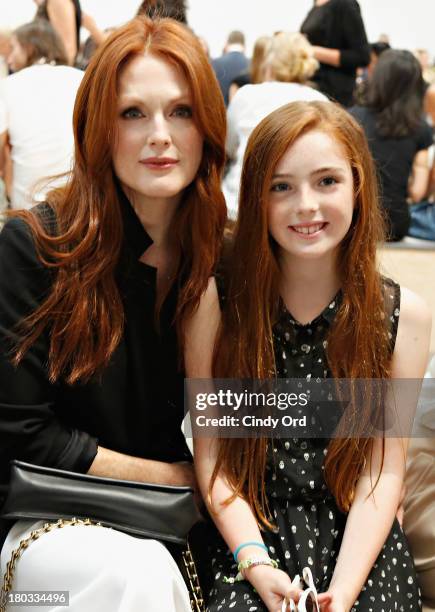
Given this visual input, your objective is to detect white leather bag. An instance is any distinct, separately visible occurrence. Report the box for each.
[281,567,320,612]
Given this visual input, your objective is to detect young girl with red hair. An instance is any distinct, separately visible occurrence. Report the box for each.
[0,16,226,611]
[187,101,431,611]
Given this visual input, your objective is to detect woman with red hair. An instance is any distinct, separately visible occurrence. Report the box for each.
[0,16,226,611]
[187,101,430,611]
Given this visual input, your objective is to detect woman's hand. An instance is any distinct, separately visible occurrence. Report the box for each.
[173,461,206,517]
[244,565,302,612]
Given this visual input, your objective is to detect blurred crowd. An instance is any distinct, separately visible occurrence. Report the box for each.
[0,0,434,241]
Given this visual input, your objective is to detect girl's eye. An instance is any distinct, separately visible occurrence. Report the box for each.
[172,105,193,118]
[121,107,143,119]
[270,182,291,192]
[319,176,337,187]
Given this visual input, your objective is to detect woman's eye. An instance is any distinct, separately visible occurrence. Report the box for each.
[271,182,291,192]
[172,105,193,118]
[319,176,337,187]
[121,107,143,119]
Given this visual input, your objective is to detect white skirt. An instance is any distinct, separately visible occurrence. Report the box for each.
[0,520,192,612]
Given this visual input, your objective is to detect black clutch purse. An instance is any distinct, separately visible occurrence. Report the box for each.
[0,461,206,611]
[1,460,201,545]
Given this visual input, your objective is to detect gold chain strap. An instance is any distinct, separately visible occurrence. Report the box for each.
[0,518,100,612]
[183,543,205,612]
[0,519,205,612]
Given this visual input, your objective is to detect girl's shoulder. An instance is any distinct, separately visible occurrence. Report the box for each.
[382,277,431,327]
[381,277,431,375]
[396,285,432,331]
[390,284,432,378]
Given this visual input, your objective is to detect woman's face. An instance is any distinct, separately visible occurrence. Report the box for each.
[112,53,204,209]
[267,129,354,266]
[7,36,28,72]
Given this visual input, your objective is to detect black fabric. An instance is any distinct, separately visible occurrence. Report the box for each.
[0,191,191,502]
[204,280,422,612]
[230,72,251,90]
[2,461,199,545]
[301,0,370,106]
[350,106,433,241]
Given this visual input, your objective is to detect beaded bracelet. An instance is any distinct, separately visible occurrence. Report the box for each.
[223,557,279,584]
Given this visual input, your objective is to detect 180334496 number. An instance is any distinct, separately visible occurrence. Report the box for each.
[3,591,69,606]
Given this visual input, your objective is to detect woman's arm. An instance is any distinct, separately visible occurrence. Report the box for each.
[319,287,432,611]
[80,12,108,47]
[409,148,431,203]
[311,46,341,68]
[46,0,77,65]
[0,217,195,488]
[87,446,196,487]
[185,278,302,610]
[186,278,267,552]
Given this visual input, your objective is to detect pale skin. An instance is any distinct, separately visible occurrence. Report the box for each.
[408,148,431,202]
[186,130,432,611]
[89,53,204,494]
[44,0,77,65]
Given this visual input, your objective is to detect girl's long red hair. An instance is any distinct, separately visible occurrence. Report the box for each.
[11,16,227,384]
[212,102,390,524]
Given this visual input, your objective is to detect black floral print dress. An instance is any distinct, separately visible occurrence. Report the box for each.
[202,279,421,612]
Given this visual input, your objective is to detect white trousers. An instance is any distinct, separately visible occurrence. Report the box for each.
[0,520,192,612]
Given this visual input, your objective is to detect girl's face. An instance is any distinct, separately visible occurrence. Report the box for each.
[267,129,354,265]
[112,53,203,209]
[7,36,28,72]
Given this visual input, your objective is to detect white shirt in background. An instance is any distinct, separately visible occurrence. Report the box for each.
[0,64,83,209]
[223,81,328,219]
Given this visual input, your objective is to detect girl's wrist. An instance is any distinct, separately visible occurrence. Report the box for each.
[236,545,270,563]
[328,586,353,611]
[243,561,278,584]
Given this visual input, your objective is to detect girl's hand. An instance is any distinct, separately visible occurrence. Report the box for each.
[317,590,348,612]
[244,565,302,612]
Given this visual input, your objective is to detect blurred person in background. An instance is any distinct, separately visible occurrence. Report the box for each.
[367,41,391,78]
[228,35,272,103]
[415,48,435,85]
[425,83,435,128]
[350,49,433,241]
[212,30,249,106]
[0,30,11,79]
[0,30,11,221]
[223,32,326,218]
[301,0,370,106]
[353,41,391,104]
[0,20,83,210]
[136,0,188,23]
[34,0,82,66]
[34,0,106,66]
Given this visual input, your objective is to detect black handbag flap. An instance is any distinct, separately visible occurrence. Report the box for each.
[1,461,201,545]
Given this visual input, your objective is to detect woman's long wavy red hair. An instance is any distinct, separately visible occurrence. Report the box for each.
[212,102,391,525]
[12,16,227,384]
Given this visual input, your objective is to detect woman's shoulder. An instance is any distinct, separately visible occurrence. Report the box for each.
[0,204,57,265]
